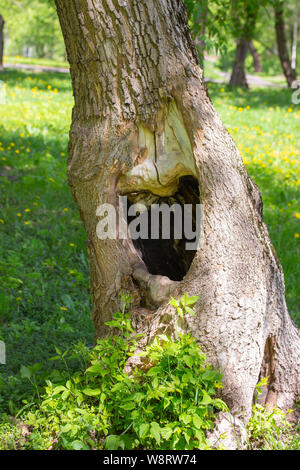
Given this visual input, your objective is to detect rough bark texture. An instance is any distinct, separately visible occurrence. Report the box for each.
[0,15,4,71]
[249,40,263,73]
[54,0,300,426]
[274,1,297,87]
[229,38,249,88]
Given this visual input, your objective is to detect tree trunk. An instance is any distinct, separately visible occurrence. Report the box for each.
[274,1,297,87]
[291,19,298,72]
[54,0,300,428]
[249,40,263,73]
[229,38,249,87]
[0,15,4,72]
[229,1,260,88]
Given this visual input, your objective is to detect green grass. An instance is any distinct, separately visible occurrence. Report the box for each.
[208,84,300,323]
[3,56,69,69]
[254,73,286,86]
[0,69,93,414]
[0,68,299,448]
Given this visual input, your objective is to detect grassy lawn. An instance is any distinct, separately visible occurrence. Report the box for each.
[0,69,93,415]
[209,84,300,323]
[3,56,69,70]
[0,69,299,422]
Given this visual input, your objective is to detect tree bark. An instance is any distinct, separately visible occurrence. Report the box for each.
[229,38,249,88]
[274,1,297,87]
[0,15,4,72]
[249,40,263,73]
[54,0,300,426]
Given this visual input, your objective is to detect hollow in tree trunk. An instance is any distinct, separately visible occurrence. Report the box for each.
[274,0,297,87]
[54,0,300,436]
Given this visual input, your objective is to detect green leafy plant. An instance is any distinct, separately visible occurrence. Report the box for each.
[247,377,299,450]
[169,293,199,338]
[14,293,228,450]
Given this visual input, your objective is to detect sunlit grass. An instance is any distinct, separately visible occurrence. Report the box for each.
[3,55,69,70]
[0,69,92,414]
[209,84,300,323]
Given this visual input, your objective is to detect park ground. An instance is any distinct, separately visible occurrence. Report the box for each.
[0,63,299,449]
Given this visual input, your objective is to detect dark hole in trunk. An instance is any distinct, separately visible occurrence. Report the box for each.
[127,176,200,281]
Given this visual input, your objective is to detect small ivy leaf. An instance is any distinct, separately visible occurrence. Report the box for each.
[139,423,149,439]
[170,297,179,308]
[198,390,212,405]
[150,422,161,445]
[184,306,196,316]
[82,388,101,396]
[185,296,200,306]
[160,426,173,441]
[105,435,124,450]
[181,292,188,305]
[192,414,203,429]
[120,402,136,410]
[71,440,90,450]
[20,365,32,380]
[177,307,184,318]
[52,385,67,395]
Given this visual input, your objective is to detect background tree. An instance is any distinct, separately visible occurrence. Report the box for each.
[274,0,297,87]
[248,40,263,72]
[228,0,262,87]
[0,14,4,71]
[53,0,300,435]
[0,0,65,61]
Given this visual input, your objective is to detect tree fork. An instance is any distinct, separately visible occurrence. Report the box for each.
[54,0,300,426]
